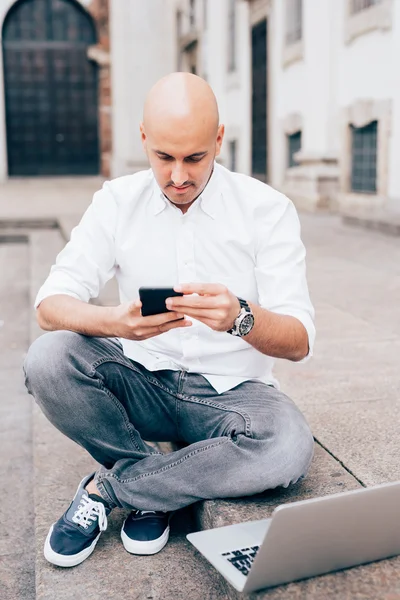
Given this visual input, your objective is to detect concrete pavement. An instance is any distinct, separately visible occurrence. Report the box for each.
[0,177,399,599]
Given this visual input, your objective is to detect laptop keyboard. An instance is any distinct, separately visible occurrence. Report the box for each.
[221,546,260,577]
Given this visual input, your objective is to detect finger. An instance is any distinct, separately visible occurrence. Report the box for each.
[128,299,142,313]
[140,318,192,338]
[166,295,219,311]
[174,308,222,321]
[174,283,227,296]
[142,311,185,326]
[160,318,192,333]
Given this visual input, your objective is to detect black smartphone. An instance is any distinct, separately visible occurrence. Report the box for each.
[138,287,184,317]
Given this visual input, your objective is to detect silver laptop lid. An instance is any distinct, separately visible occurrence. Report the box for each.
[244,480,400,593]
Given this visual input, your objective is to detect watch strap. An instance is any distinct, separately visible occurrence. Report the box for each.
[227,297,251,334]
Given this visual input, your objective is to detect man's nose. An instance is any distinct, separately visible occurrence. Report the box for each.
[171,163,188,187]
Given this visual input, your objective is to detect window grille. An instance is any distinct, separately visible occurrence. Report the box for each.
[350,121,378,193]
[288,131,302,167]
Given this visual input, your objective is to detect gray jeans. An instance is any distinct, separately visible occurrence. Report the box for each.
[23,331,314,512]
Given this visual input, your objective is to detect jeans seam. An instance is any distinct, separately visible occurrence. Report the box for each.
[90,356,179,398]
[177,393,252,437]
[97,379,144,453]
[95,477,118,508]
[98,437,231,485]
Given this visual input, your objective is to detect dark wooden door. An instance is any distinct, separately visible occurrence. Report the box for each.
[2,0,99,176]
[251,19,267,182]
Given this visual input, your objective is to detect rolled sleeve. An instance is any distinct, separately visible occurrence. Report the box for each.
[35,182,118,308]
[254,197,315,360]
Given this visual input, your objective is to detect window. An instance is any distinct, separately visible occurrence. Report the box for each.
[350,121,378,193]
[286,0,302,45]
[229,140,238,172]
[189,0,196,28]
[287,131,302,167]
[228,0,237,72]
[351,0,381,14]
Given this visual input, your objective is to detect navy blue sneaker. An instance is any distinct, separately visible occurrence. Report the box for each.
[121,510,171,555]
[44,474,110,567]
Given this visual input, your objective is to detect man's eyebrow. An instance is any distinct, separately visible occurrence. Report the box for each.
[186,151,208,158]
[154,150,208,159]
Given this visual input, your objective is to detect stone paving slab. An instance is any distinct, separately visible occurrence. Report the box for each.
[343,209,400,237]
[274,339,399,408]
[310,302,397,344]
[0,242,35,600]
[0,177,102,221]
[305,398,400,487]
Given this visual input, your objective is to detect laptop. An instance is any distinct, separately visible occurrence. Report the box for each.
[187,481,400,594]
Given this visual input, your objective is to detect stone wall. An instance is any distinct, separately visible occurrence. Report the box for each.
[86,0,112,177]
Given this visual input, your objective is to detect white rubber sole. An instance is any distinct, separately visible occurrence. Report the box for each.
[121,523,170,555]
[44,524,101,567]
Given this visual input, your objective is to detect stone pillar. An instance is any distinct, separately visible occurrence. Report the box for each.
[87,0,112,178]
[283,0,339,211]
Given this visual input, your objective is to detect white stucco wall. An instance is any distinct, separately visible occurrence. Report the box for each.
[269,0,307,189]
[205,0,251,174]
[387,0,400,206]
[270,0,400,206]
[110,0,176,178]
[335,0,400,205]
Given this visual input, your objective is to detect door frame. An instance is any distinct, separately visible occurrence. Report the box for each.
[249,0,271,183]
[0,0,95,181]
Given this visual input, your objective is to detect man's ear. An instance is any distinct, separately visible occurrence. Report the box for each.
[140,122,147,151]
[215,124,225,157]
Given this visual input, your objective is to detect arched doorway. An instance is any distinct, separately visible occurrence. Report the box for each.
[2,0,99,176]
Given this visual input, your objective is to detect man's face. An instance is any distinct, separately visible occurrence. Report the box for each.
[140,121,224,211]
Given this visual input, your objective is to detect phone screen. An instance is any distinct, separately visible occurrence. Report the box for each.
[138,287,183,317]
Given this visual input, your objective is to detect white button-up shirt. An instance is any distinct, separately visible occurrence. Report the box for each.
[35,163,315,394]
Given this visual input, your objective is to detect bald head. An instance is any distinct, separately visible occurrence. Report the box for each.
[140,73,224,213]
[143,72,219,137]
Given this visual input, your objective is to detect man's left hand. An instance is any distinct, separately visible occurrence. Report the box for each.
[166,283,241,332]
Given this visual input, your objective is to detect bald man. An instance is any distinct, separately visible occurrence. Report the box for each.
[24,73,315,568]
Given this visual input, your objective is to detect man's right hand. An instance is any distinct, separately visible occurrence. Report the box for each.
[112,300,192,341]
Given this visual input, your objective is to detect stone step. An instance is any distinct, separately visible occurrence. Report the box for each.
[0,240,35,600]
[28,228,228,599]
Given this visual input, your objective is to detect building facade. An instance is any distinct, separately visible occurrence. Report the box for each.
[1,0,399,213]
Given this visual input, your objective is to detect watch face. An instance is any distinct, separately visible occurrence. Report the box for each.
[239,314,255,336]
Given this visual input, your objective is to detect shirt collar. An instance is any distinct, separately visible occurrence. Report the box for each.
[150,163,222,219]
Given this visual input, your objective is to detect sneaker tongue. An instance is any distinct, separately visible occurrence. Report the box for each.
[88,493,110,509]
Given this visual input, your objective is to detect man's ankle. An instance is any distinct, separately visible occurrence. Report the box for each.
[85,478,101,497]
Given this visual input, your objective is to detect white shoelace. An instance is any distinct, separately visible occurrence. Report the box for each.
[136,510,157,515]
[72,494,108,531]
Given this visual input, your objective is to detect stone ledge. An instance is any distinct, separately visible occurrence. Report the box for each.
[342,209,400,236]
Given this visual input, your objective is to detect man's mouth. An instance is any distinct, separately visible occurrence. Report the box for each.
[171,184,192,193]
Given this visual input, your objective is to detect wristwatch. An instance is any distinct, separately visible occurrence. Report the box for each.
[227,297,255,337]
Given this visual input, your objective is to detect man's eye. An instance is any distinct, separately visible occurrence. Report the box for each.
[186,157,203,163]
[159,155,173,161]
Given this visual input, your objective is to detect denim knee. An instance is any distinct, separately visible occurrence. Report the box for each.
[23,330,80,394]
